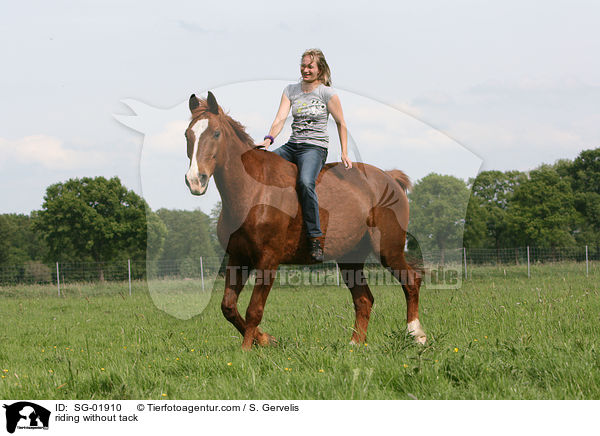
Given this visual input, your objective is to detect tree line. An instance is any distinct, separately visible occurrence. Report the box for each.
[408,147,600,259]
[1,147,599,274]
[0,176,221,280]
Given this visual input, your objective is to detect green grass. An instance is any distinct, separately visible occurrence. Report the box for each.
[1,263,599,399]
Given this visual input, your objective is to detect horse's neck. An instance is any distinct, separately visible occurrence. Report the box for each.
[213,138,257,221]
[213,138,299,231]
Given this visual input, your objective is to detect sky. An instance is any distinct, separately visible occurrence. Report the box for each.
[1,0,599,215]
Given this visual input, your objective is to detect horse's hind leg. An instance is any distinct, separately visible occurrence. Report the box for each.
[339,262,374,344]
[370,209,427,344]
[380,252,426,344]
[387,256,426,344]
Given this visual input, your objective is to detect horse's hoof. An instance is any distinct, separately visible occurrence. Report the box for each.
[407,319,426,345]
[414,335,427,345]
[255,332,277,347]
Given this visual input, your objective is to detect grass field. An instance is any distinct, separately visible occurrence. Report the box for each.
[1,262,599,400]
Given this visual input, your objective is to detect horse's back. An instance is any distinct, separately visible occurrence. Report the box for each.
[241,148,408,211]
[228,148,410,262]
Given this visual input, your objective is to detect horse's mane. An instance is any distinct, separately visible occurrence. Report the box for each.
[226,116,255,146]
[190,98,254,147]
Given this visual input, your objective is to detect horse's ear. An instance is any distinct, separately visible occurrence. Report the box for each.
[207,91,219,115]
[189,94,200,112]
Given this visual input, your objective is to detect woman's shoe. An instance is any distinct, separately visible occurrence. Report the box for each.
[309,238,324,263]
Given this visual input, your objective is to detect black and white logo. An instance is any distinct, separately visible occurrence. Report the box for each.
[3,402,50,434]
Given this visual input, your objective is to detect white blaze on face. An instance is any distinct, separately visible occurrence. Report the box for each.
[186,119,209,184]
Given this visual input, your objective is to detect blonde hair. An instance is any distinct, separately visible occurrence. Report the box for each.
[301,48,332,86]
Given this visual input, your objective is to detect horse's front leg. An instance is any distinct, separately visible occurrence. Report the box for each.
[221,259,250,336]
[241,266,278,350]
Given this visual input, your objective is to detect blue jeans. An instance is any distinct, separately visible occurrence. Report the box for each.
[273,142,328,238]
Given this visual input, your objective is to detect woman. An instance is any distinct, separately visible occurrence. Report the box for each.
[257,48,352,262]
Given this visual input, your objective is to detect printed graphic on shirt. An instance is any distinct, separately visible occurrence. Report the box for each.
[296,98,327,116]
[287,86,333,148]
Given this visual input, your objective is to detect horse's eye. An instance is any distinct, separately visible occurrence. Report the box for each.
[213,130,221,139]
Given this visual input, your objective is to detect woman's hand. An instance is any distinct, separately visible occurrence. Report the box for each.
[341,153,353,169]
[255,138,271,149]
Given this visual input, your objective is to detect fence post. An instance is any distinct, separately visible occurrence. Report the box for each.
[200,256,205,292]
[336,262,340,287]
[463,247,468,280]
[586,245,589,277]
[56,262,61,296]
[128,259,132,296]
[527,246,530,278]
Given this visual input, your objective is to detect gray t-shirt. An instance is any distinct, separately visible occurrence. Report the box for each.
[284,83,336,149]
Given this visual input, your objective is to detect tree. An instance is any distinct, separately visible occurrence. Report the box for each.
[564,148,600,245]
[0,215,10,265]
[156,208,217,263]
[568,148,600,195]
[507,165,576,248]
[0,213,47,265]
[464,170,526,249]
[34,176,151,280]
[208,201,225,257]
[408,174,471,263]
[146,212,168,261]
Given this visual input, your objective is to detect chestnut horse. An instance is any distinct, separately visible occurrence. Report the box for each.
[185,92,426,350]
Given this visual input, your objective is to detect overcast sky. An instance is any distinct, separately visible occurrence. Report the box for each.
[2,0,599,215]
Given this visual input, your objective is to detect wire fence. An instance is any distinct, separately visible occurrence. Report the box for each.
[465,246,600,265]
[0,257,344,289]
[0,246,597,291]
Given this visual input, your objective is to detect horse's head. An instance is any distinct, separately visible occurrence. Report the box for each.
[185,92,226,195]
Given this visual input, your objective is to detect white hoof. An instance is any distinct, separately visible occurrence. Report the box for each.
[407,319,427,345]
[414,334,427,345]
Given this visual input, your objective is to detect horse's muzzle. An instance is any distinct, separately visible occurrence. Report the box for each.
[185,172,209,195]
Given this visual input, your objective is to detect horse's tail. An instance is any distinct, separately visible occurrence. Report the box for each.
[385,170,412,192]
